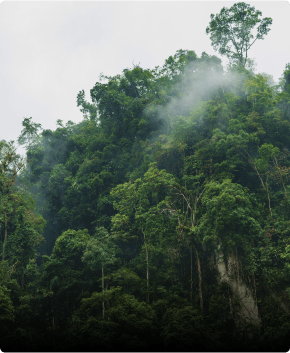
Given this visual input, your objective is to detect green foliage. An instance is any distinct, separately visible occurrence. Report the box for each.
[17,117,42,149]
[82,226,119,269]
[52,228,90,260]
[76,90,97,121]
[244,74,276,113]
[3,34,290,351]
[107,293,159,349]
[0,285,15,325]
[198,179,261,250]
[0,141,45,289]
[206,2,272,67]
[161,306,205,350]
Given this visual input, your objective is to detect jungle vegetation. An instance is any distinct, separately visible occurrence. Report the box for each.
[1,2,290,352]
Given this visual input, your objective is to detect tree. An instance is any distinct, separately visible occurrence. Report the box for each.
[90,65,159,142]
[206,2,272,67]
[0,285,15,327]
[41,228,91,331]
[106,293,158,350]
[243,74,276,115]
[82,227,119,319]
[17,117,42,150]
[111,163,206,309]
[110,166,179,305]
[77,90,98,122]
[0,141,24,261]
[0,141,45,275]
[161,306,205,350]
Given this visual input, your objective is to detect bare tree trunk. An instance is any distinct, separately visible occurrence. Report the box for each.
[253,273,258,308]
[141,230,150,304]
[144,240,149,304]
[190,246,193,304]
[22,270,25,289]
[193,244,203,310]
[52,314,55,351]
[2,212,7,260]
[102,266,105,319]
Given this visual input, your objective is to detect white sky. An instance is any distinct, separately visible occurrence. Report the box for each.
[0,1,289,156]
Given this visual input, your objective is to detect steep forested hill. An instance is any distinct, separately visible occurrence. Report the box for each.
[1,36,290,353]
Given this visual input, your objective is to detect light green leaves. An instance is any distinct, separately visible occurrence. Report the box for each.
[198,179,261,250]
[244,74,276,113]
[81,227,119,269]
[53,229,90,261]
[255,144,280,174]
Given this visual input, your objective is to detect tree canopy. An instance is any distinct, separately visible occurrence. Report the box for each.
[1,3,290,351]
[206,2,272,67]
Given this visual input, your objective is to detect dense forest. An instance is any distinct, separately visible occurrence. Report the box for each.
[1,2,290,352]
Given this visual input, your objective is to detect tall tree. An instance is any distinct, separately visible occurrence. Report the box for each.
[206,2,272,67]
[17,117,42,150]
[81,227,119,319]
[0,141,45,288]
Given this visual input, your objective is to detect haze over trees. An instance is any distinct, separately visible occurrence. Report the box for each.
[1,2,290,352]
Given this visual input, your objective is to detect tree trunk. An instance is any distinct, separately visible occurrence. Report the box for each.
[190,246,193,304]
[102,266,105,320]
[52,314,55,351]
[193,244,203,310]
[2,212,7,260]
[145,242,149,304]
[22,270,25,289]
[143,232,149,304]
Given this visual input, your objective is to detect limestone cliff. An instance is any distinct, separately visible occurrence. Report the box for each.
[214,243,261,328]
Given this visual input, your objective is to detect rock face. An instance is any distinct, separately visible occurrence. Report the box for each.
[215,244,261,328]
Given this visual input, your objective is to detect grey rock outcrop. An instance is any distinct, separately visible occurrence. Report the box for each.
[214,243,261,328]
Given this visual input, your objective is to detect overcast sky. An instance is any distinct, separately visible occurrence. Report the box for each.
[0,1,289,156]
